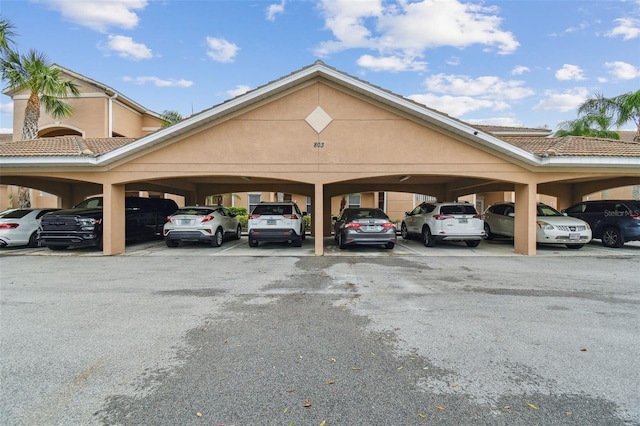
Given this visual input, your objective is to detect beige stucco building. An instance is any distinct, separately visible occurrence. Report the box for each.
[1,61,639,256]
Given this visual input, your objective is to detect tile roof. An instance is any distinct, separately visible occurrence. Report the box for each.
[0,136,136,157]
[501,136,640,157]
[1,135,639,159]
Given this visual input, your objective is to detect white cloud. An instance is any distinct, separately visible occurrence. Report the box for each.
[0,128,12,134]
[315,0,519,70]
[446,56,461,66]
[101,35,152,60]
[604,61,640,80]
[423,73,535,100]
[0,102,13,114]
[266,1,286,21]
[356,54,426,72]
[205,37,239,63]
[555,64,586,81]
[408,73,533,118]
[532,87,589,112]
[511,65,530,75]
[37,0,147,32]
[227,85,252,97]
[606,17,640,40]
[123,76,193,87]
[408,93,503,117]
[466,116,524,127]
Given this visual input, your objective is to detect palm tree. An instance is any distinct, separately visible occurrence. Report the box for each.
[1,49,80,140]
[0,15,17,54]
[575,93,620,139]
[612,90,640,141]
[160,110,183,127]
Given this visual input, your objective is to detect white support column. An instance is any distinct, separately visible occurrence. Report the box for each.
[102,183,126,255]
[514,183,537,256]
[314,183,324,256]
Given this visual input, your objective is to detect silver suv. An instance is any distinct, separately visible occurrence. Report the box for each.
[247,202,307,247]
[401,202,485,247]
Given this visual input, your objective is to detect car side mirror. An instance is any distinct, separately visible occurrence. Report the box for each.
[405,212,411,216]
[508,212,515,217]
[332,216,338,221]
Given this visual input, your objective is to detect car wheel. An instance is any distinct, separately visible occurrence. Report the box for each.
[47,245,68,251]
[166,239,179,248]
[28,231,39,248]
[385,242,395,249]
[566,244,584,249]
[248,238,258,247]
[235,224,242,240]
[422,227,436,247]
[484,223,494,240]
[338,232,347,250]
[465,240,480,248]
[601,227,624,248]
[212,228,223,247]
[400,223,409,240]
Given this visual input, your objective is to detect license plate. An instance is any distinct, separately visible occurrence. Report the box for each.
[267,219,276,225]
[569,233,580,240]
[458,218,468,223]
[365,225,380,232]
[180,219,192,225]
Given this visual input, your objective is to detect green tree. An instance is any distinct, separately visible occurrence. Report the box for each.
[612,90,640,142]
[2,49,80,140]
[0,15,17,54]
[558,91,640,141]
[160,109,183,127]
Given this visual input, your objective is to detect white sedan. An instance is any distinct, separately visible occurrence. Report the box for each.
[483,202,592,249]
[0,208,61,248]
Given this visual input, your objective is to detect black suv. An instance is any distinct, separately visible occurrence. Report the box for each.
[39,196,178,250]
[563,200,640,248]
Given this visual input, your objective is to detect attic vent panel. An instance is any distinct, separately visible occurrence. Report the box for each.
[305,106,333,134]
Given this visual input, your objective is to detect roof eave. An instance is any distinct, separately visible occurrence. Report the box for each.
[540,156,640,167]
[0,156,98,167]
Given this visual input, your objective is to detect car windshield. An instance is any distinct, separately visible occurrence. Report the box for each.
[174,208,215,216]
[0,209,31,219]
[537,204,562,216]
[440,205,478,215]
[75,197,103,209]
[345,209,389,220]
[252,205,293,215]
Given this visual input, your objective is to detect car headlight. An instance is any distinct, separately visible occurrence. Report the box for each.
[536,221,554,230]
[78,217,96,230]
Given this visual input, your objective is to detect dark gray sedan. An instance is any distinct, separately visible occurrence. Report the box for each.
[333,207,397,249]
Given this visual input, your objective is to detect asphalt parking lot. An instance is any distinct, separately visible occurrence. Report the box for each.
[1,235,640,257]
[1,238,639,425]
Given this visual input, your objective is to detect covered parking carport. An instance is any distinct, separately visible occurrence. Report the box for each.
[1,61,639,256]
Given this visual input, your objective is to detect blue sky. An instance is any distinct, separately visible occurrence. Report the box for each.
[1,0,639,134]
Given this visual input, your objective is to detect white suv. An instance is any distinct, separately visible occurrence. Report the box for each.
[248,202,307,247]
[401,202,485,247]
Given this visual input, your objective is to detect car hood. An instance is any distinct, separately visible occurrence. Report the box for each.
[537,215,587,226]
[43,208,103,217]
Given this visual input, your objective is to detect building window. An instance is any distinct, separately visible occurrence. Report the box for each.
[416,194,437,203]
[306,196,311,214]
[348,194,361,208]
[248,193,261,213]
[378,192,385,210]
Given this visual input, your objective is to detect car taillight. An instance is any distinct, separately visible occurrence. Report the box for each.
[472,214,482,219]
[433,214,454,220]
[201,215,214,223]
[283,214,299,219]
[165,216,172,223]
[345,222,361,229]
[248,214,261,219]
[631,214,640,220]
[381,222,396,228]
[0,223,19,229]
